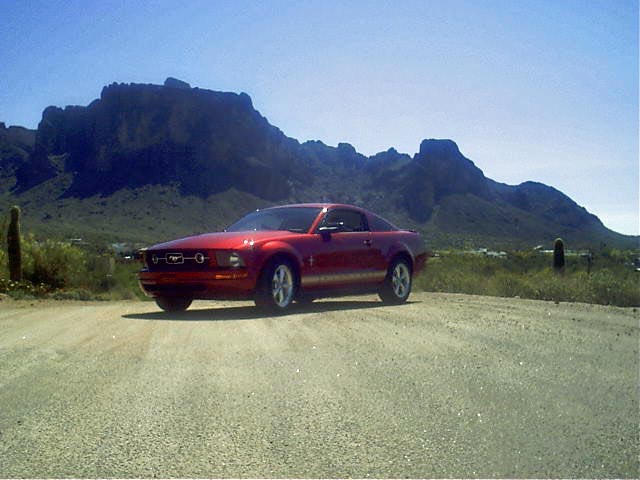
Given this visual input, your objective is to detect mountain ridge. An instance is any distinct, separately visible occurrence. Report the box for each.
[1,79,635,249]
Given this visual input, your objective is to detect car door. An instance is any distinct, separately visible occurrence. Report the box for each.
[303,208,384,288]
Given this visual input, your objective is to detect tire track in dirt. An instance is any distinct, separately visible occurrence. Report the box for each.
[0,294,637,477]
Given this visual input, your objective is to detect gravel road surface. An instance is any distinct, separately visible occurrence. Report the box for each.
[0,293,638,478]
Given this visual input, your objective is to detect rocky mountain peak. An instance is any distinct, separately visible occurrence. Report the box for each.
[164,77,191,89]
[419,138,462,157]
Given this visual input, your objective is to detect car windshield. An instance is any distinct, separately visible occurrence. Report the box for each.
[225,207,322,233]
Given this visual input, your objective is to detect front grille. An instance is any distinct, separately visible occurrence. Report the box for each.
[146,249,211,272]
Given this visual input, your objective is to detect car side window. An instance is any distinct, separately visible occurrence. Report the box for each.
[321,209,369,232]
[369,214,397,232]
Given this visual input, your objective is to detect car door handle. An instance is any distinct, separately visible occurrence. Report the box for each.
[363,239,372,247]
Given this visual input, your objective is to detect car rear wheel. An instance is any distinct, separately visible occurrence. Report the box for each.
[255,259,296,312]
[155,296,192,312]
[379,258,412,304]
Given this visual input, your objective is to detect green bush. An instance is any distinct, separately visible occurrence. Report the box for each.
[1,234,144,300]
[23,238,87,289]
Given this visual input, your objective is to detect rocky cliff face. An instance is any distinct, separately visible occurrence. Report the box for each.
[381,139,492,222]
[0,122,36,175]
[4,78,625,246]
[496,181,600,229]
[16,82,308,200]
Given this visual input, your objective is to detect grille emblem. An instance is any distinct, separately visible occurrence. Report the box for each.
[166,253,184,264]
[195,252,205,264]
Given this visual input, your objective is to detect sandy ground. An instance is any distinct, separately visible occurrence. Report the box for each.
[0,292,637,478]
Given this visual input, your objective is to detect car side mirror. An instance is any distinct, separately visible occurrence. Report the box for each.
[318,224,339,239]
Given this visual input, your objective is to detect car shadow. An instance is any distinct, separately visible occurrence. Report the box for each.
[123,299,419,322]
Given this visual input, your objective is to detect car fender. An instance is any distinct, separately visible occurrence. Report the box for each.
[254,240,304,275]
[385,240,415,267]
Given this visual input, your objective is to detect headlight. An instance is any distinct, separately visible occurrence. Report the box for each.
[229,252,242,267]
[215,251,245,267]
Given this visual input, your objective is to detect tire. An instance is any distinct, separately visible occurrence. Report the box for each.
[378,257,412,304]
[254,259,297,312]
[155,296,192,312]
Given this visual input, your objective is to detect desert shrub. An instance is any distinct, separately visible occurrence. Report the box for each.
[22,238,88,289]
[489,272,537,299]
[527,269,583,302]
[97,261,146,300]
[416,251,639,307]
[0,234,145,300]
[0,277,48,297]
[50,288,94,301]
[588,269,639,306]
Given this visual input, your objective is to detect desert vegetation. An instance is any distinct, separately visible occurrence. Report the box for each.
[0,215,143,300]
[416,249,639,307]
[1,238,637,307]
[1,207,637,306]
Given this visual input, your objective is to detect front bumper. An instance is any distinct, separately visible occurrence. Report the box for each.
[138,269,257,300]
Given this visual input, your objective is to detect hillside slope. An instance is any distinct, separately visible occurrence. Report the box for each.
[1,79,635,248]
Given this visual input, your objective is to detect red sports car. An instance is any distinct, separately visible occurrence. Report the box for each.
[138,203,427,312]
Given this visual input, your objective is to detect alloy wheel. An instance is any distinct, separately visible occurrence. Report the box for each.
[392,262,411,298]
[271,264,294,307]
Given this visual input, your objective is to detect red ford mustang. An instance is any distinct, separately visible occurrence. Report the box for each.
[138,203,427,312]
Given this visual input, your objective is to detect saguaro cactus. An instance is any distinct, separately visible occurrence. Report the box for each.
[553,237,565,274]
[7,206,22,282]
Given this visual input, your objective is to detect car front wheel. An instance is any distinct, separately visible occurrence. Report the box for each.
[255,259,296,312]
[379,258,412,304]
[155,296,192,312]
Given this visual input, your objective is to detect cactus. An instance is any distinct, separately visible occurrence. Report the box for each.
[553,237,565,274]
[7,206,22,282]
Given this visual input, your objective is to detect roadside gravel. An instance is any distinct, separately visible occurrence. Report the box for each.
[0,293,637,477]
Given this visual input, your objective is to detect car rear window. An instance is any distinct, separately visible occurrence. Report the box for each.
[369,214,397,232]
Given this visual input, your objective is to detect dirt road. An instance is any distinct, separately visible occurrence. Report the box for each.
[0,293,637,477]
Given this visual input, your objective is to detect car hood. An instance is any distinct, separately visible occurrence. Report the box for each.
[148,230,298,251]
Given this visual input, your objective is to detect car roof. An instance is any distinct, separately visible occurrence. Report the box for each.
[262,203,365,211]
[256,203,401,230]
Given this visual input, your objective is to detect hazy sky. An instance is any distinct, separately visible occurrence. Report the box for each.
[1,0,638,235]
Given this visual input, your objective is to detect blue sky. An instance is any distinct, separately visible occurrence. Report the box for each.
[1,0,638,235]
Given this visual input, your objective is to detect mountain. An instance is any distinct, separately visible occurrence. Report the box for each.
[1,78,635,249]
[0,122,35,174]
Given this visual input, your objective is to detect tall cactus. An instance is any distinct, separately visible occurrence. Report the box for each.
[553,237,565,274]
[7,206,22,282]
